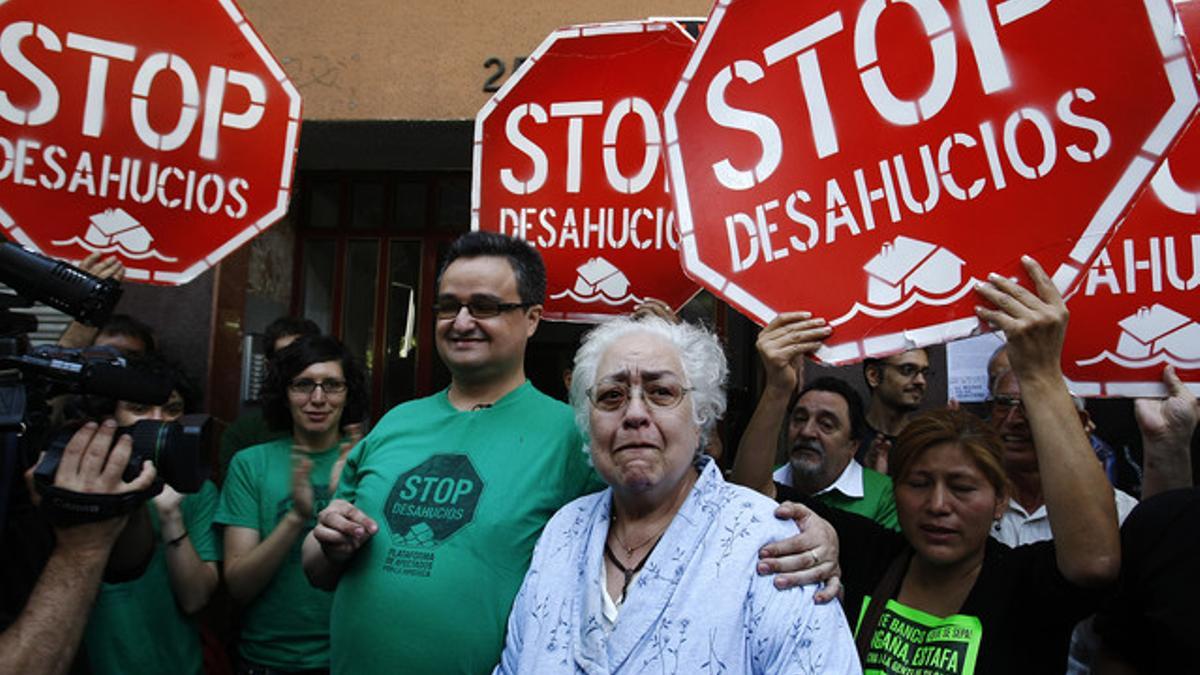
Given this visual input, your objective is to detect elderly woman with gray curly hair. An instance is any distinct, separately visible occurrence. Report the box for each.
[493,316,859,674]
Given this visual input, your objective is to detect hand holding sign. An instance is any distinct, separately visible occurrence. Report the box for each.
[974,255,1068,384]
[755,312,831,395]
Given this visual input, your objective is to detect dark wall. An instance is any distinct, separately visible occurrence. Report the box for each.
[116,270,215,395]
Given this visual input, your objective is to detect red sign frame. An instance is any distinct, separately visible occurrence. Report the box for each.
[1062,0,1200,397]
[0,0,301,285]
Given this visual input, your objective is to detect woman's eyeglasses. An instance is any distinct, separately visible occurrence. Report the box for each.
[587,380,691,412]
[288,378,348,395]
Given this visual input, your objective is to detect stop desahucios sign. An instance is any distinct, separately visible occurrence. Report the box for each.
[473,20,700,321]
[664,0,1198,363]
[1061,0,1200,397]
[0,0,301,284]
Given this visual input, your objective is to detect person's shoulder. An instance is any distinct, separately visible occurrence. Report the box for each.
[861,465,893,489]
[509,384,579,440]
[515,382,574,415]
[1125,487,1200,534]
[380,390,448,418]
[229,437,288,468]
[717,480,801,538]
[542,489,606,536]
[185,479,220,502]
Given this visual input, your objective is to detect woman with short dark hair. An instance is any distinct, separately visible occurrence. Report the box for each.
[215,335,367,674]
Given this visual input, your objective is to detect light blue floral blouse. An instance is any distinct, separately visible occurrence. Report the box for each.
[494,457,861,674]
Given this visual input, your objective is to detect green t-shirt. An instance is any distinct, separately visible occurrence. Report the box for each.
[857,597,983,674]
[215,437,342,670]
[84,481,222,675]
[330,382,602,674]
[817,466,899,530]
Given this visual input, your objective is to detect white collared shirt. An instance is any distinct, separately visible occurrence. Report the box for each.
[773,459,865,498]
[991,487,1139,547]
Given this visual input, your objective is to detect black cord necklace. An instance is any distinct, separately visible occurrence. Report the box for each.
[604,536,662,603]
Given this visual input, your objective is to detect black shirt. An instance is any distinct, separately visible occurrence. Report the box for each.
[816,504,1106,674]
[1094,488,1200,673]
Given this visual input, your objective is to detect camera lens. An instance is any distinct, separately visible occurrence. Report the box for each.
[121,416,211,493]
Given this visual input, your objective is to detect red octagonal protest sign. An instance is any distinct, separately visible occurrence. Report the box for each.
[665,0,1198,364]
[0,0,301,285]
[473,20,700,322]
[1063,0,1200,398]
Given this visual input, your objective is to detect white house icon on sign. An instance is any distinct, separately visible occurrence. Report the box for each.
[573,257,630,300]
[1115,304,1200,361]
[85,208,153,254]
[863,236,965,307]
[550,256,644,306]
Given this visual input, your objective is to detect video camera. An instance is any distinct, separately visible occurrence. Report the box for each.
[1,237,210,527]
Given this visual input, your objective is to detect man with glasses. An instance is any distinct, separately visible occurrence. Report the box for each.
[987,347,1145,674]
[987,353,1139,547]
[301,232,602,675]
[858,348,931,472]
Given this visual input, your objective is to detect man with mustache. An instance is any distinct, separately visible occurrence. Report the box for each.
[733,313,899,529]
[857,348,930,473]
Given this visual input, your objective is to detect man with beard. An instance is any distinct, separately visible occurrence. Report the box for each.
[732,313,899,529]
[857,349,930,472]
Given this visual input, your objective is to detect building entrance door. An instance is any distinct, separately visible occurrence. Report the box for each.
[296,172,468,420]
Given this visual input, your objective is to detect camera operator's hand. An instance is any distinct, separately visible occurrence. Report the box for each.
[152,484,186,533]
[53,420,156,550]
[0,420,156,675]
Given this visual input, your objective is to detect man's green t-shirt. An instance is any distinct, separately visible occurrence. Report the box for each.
[330,382,601,674]
[776,464,899,530]
[215,437,342,670]
[85,481,222,675]
[817,466,898,529]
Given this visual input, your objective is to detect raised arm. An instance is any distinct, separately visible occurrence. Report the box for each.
[975,255,1119,587]
[1135,365,1197,498]
[731,313,830,497]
